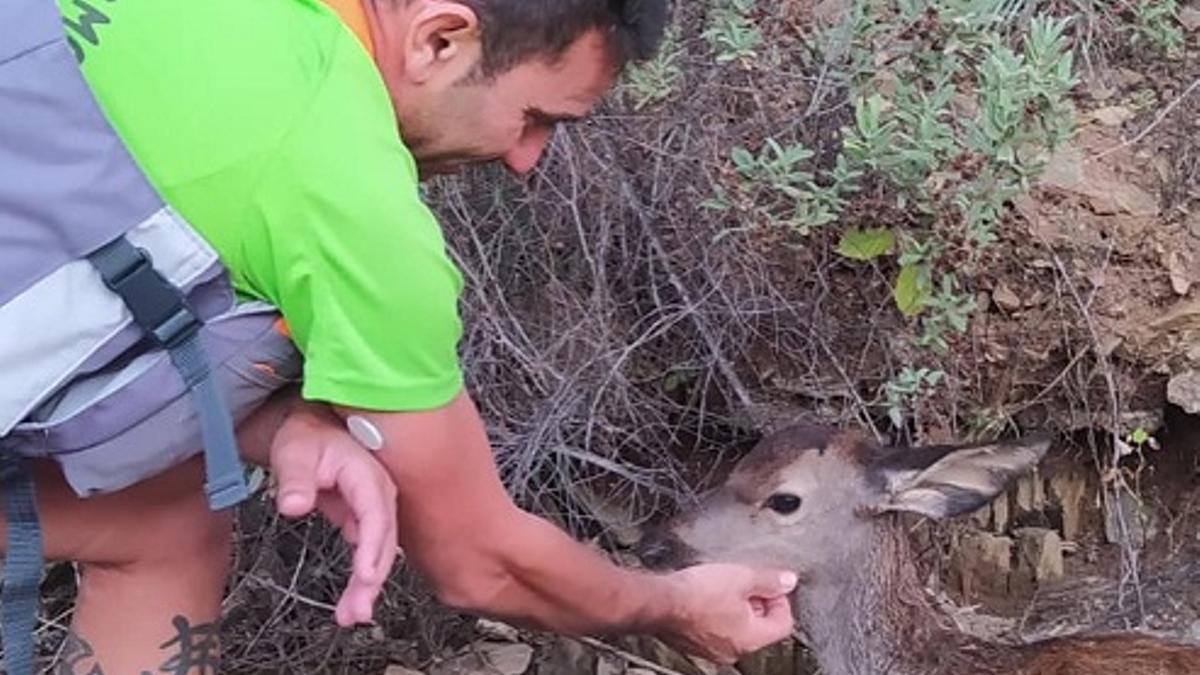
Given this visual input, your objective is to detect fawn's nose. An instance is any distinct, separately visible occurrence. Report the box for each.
[635,525,697,571]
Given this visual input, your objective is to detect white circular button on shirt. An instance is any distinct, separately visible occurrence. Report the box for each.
[346,415,385,451]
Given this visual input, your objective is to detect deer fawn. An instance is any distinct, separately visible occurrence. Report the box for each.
[639,425,1200,675]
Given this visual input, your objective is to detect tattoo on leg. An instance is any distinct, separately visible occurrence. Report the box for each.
[54,615,219,675]
[56,630,104,675]
[146,615,221,675]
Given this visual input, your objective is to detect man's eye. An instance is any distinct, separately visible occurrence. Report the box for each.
[764,493,802,515]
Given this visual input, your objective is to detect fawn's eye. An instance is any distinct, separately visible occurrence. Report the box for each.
[764,493,802,515]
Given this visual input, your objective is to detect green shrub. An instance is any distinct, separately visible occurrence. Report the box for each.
[711,0,1083,427]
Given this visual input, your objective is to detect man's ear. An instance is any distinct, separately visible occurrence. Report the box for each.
[869,433,1051,520]
[403,2,481,84]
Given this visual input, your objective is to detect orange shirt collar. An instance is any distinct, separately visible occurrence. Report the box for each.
[321,0,376,58]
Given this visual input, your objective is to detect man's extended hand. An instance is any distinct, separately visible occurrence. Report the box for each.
[656,563,797,664]
[269,404,399,627]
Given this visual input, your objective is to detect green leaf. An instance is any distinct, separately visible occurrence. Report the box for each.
[837,227,896,261]
[1131,428,1150,445]
[894,264,931,317]
[730,147,756,174]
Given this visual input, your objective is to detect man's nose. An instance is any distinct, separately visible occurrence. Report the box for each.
[503,126,553,175]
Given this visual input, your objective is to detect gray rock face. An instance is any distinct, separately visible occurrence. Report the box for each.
[1013,527,1065,594]
[952,531,1014,599]
[1168,370,1200,415]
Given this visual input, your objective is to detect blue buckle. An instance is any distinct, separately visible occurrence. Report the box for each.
[95,245,200,349]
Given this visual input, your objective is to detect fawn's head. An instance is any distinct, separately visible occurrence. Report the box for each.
[640,424,1050,581]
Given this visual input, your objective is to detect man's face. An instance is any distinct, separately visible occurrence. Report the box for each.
[399,30,617,178]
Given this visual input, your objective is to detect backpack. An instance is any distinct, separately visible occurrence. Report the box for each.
[0,2,301,672]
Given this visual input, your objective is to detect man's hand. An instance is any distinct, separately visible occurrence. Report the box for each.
[655,564,797,664]
[269,403,399,627]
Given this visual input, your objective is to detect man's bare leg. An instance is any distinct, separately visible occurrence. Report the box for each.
[1,456,231,674]
[0,390,399,672]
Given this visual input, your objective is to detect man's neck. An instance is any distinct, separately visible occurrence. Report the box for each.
[320,0,376,57]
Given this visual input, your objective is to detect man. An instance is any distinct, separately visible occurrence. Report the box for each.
[14,0,798,671]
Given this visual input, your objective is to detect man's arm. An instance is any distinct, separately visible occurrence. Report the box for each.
[332,390,796,663]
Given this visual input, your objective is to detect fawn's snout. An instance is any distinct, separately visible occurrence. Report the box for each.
[635,521,700,571]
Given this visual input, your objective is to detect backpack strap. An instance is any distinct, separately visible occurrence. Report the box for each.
[88,237,249,510]
[0,455,43,675]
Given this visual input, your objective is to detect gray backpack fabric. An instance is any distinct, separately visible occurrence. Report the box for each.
[7,301,302,498]
[1,1,301,671]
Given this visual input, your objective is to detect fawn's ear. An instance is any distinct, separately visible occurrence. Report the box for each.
[869,434,1051,520]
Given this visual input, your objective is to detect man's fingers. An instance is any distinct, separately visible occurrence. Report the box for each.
[758,594,795,636]
[272,439,323,517]
[745,571,796,646]
[316,496,354,534]
[335,576,381,627]
[333,461,396,583]
[315,450,399,629]
[750,596,767,617]
[745,569,798,600]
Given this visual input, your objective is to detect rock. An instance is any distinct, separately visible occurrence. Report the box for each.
[481,643,534,675]
[1103,486,1156,549]
[539,638,598,675]
[1013,528,1065,593]
[595,655,623,675]
[476,619,521,643]
[386,667,425,675]
[1040,144,1088,192]
[952,532,1013,599]
[432,643,533,675]
[993,283,1023,312]
[1112,68,1146,88]
[1039,142,1159,217]
[1093,182,1159,217]
[1091,106,1135,127]
[1046,468,1089,541]
[1179,6,1200,31]
[1168,370,1200,414]
[1015,473,1045,513]
[1167,251,1195,296]
[992,494,1010,533]
[970,503,991,529]
[971,495,1011,533]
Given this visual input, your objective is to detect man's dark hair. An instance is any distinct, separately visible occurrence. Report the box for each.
[459,0,669,77]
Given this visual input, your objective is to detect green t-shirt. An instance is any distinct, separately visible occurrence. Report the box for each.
[56,0,465,411]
